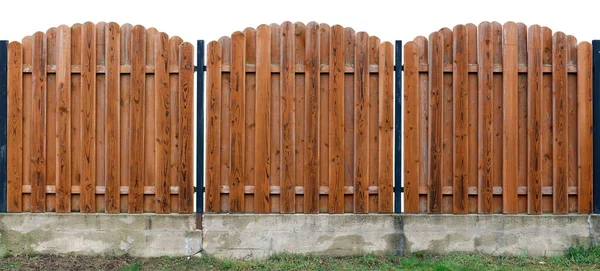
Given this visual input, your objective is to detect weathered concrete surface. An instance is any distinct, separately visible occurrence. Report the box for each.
[0,214,202,257]
[202,214,403,259]
[204,214,597,259]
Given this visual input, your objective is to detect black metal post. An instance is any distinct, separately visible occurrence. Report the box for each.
[593,41,600,213]
[0,41,7,213]
[394,40,402,214]
[196,40,205,215]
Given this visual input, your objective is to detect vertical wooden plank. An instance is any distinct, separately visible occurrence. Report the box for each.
[478,22,493,213]
[567,35,579,213]
[255,25,271,213]
[80,22,96,213]
[31,32,47,213]
[105,23,120,213]
[378,42,394,212]
[527,25,542,214]
[95,22,106,212]
[466,24,478,213]
[541,27,554,213]
[318,24,330,213]
[144,28,157,212]
[553,32,568,214]
[269,25,281,213]
[230,31,246,212]
[329,25,345,213]
[119,24,132,213]
[220,36,232,212]
[403,40,419,213]
[343,27,355,213]
[304,22,319,213]
[7,41,22,212]
[502,22,519,214]
[46,27,57,212]
[70,24,81,212]
[179,42,194,213]
[154,32,170,213]
[440,28,453,214]
[453,25,468,214]
[56,25,72,213]
[517,23,528,213]
[368,36,381,213]
[428,31,442,213]
[168,36,183,213]
[578,42,592,213]
[206,41,222,212]
[244,27,256,213]
[491,22,503,213]
[354,31,369,213]
[280,22,295,213]
[22,36,32,212]
[129,25,145,213]
[294,22,306,213]
[414,37,429,213]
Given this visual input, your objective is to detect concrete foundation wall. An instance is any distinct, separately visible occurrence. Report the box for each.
[0,214,202,257]
[1,213,599,259]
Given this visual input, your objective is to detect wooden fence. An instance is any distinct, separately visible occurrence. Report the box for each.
[205,22,395,213]
[404,22,593,214]
[7,22,195,213]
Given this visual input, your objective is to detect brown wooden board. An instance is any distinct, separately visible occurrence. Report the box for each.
[144,28,157,213]
[95,22,106,212]
[527,25,542,214]
[428,31,442,213]
[477,22,493,213]
[404,40,419,213]
[230,31,246,212]
[368,36,381,213]
[491,22,503,214]
[540,27,553,213]
[128,25,146,213]
[154,32,170,213]
[502,22,518,214]
[343,27,355,213]
[553,32,568,214]
[46,27,57,212]
[566,35,578,213]
[31,31,47,213]
[220,36,232,212]
[294,22,306,213]
[80,22,96,213]
[7,41,23,212]
[517,23,528,213]
[440,28,453,214]
[318,24,330,213]
[378,42,394,213]
[244,27,257,212]
[354,31,369,213]
[105,23,120,213]
[304,22,319,213]
[178,42,194,213]
[206,41,222,212]
[56,25,72,213]
[168,36,183,213]
[577,42,592,213]
[329,25,345,213]
[452,25,468,214]
[466,24,478,214]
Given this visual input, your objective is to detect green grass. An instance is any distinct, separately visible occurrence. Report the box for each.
[3,245,600,270]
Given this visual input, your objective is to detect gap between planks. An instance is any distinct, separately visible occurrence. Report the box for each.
[21,185,181,195]
[418,63,578,73]
[416,186,578,195]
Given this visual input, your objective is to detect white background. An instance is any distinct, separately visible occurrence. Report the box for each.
[1,0,598,211]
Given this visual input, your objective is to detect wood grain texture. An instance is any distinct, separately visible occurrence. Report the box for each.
[119,23,132,213]
[280,22,295,213]
[552,32,568,214]
[566,35,578,213]
[502,22,518,214]
[244,27,257,212]
[367,36,381,213]
[178,42,194,213]
[491,22,503,214]
[527,25,542,214]
[577,41,592,213]
[70,24,82,212]
[56,25,72,213]
[143,28,157,213]
[304,22,319,213]
[220,36,232,212]
[168,36,183,213]
[440,28,453,214]
[343,27,355,213]
[105,23,120,213]
[46,27,57,212]
[294,22,306,213]
[428,31,442,213]
[477,22,493,213]
[80,22,96,213]
[354,31,369,213]
[403,40,419,213]
[466,24,478,214]
[7,41,23,212]
[540,27,553,213]
[452,25,468,214]
[318,24,330,213]
[230,31,246,212]
[128,25,145,213]
[154,32,170,213]
[31,31,47,213]
[206,41,222,212]
[378,42,394,212]
[95,22,106,212]
[329,25,345,213]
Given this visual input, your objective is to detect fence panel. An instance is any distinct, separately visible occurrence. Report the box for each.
[206,22,394,213]
[7,22,194,213]
[404,21,593,214]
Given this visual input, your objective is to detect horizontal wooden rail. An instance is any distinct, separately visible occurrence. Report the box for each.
[21,185,181,195]
[22,64,182,74]
[416,186,578,195]
[417,63,578,73]
[218,185,381,195]
[220,63,380,73]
